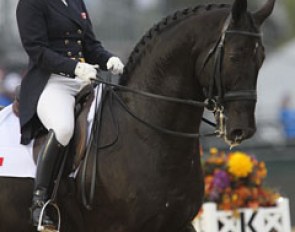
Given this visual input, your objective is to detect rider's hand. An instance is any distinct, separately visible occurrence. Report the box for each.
[74,62,98,83]
[107,57,124,75]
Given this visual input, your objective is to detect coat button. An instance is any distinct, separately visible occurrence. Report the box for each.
[64,39,69,45]
[77,40,82,45]
[67,51,72,57]
[77,29,82,34]
[65,32,70,36]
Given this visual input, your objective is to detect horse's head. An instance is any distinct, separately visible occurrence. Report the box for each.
[199,0,275,147]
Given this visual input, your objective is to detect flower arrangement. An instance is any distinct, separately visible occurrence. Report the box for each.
[203,148,280,211]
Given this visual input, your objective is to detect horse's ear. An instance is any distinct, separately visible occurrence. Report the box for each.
[231,0,247,23]
[253,0,275,26]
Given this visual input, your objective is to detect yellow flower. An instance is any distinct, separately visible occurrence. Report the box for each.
[210,147,218,155]
[232,194,238,201]
[228,152,253,178]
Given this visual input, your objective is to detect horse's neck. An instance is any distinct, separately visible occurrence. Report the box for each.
[122,16,218,133]
[119,30,205,159]
[117,10,227,160]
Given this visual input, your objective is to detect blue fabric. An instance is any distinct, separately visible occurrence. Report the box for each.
[280,108,295,139]
[0,95,12,107]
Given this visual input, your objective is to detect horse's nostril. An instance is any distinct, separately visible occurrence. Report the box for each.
[231,129,243,138]
[229,128,256,141]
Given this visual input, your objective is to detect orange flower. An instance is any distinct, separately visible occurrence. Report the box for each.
[204,176,214,195]
[248,201,259,209]
[220,195,232,210]
[236,186,251,199]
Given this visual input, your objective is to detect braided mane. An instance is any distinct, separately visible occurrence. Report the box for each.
[120,3,230,85]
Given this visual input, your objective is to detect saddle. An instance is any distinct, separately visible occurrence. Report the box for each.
[13,84,95,170]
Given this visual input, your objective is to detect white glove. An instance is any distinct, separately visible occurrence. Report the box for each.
[74,62,99,83]
[107,57,124,75]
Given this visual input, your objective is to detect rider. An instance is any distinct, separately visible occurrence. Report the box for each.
[16,0,124,227]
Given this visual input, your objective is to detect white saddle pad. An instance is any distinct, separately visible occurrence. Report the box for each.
[0,105,35,178]
[0,85,102,178]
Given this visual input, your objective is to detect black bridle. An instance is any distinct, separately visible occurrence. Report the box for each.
[200,14,261,136]
[203,14,261,109]
[91,14,262,139]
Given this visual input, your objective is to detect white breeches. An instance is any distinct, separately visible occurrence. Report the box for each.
[37,75,89,146]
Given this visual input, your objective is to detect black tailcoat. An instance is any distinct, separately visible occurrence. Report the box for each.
[16,0,113,144]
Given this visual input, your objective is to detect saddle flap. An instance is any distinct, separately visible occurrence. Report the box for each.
[33,84,95,170]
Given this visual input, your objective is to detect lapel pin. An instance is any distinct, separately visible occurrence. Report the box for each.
[81,12,87,20]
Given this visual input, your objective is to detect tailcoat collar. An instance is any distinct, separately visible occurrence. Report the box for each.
[49,0,87,29]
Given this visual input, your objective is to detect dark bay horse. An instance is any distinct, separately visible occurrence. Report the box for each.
[0,0,275,231]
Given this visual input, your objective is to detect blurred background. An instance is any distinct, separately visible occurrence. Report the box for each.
[0,0,294,226]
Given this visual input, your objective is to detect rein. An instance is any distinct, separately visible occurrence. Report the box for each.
[112,88,218,138]
[92,77,209,108]
[89,13,262,140]
[91,78,218,138]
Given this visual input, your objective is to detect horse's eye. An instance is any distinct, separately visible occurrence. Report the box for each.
[229,55,240,64]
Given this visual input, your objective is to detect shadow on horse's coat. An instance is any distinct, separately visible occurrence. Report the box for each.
[0,0,275,231]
